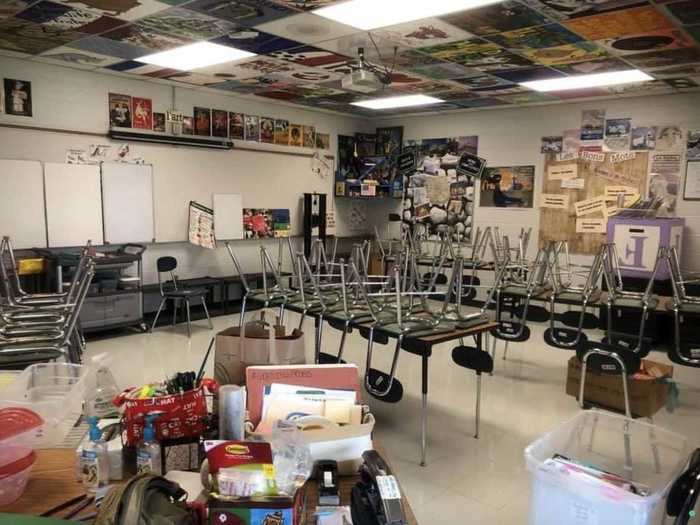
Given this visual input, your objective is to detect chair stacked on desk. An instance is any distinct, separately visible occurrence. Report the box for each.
[0,236,94,367]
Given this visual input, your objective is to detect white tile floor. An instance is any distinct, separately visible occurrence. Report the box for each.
[86,312,700,524]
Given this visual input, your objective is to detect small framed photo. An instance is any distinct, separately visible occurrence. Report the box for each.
[212,109,228,138]
[4,78,32,117]
[153,112,166,132]
[194,107,211,136]
[109,92,131,128]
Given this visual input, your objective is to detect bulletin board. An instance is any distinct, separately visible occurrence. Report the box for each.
[539,152,649,255]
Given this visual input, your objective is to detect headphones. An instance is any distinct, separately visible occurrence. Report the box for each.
[667,448,700,525]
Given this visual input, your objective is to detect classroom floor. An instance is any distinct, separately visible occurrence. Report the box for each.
[85,311,700,524]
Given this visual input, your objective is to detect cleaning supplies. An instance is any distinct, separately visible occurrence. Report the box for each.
[80,416,109,492]
[136,413,162,475]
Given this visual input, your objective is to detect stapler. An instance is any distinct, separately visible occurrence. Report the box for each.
[351,450,407,525]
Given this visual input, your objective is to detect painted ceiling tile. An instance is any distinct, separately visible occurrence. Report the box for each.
[553,57,634,75]
[455,97,511,108]
[191,59,264,79]
[184,0,294,25]
[496,91,560,104]
[293,83,345,97]
[162,71,223,85]
[52,0,173,21]
[254,89,301,101]
[207,79,260,93]
[665,0,700,25]
[604,79,676,95]
[548,87,609,99]
[255,12,358,45]
[1,0,37,19]
[372,18,473,49]
[102,22,192,51]
[440,1,548,36]
[15,0,123,33]
[470,84,529,96]
[451,74,514,89]
[406,60,481,80]
[662,77,699,89]
[271,0,338,10]
[104,58,175,75]
[0,17,83,53]
[648,62,700,78]
[268,45,351,69]
[211,29,302,54]
[563,4,675,40]
[488,24,583,50]
[687,25,700,44]
[392,49,443,69]
[68,34,149,58]
[393,79,462,94]
[433,89,481,101]
[317,32,407,63]
[519,0,647,21]
[520,41,609,66]
[135,7,236,40]
[596,29,694,57]
[34,43,121,67]
[624,47,700,69]
[492,66,564,83]
[276,63,343,83]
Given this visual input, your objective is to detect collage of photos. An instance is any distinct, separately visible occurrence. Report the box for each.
[243,208,291,239]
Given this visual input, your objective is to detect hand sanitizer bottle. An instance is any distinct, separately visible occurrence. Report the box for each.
[137,413,162,475]
[81,416,109,492]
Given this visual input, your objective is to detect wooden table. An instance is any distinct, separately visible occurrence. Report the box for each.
[2,449,418,525]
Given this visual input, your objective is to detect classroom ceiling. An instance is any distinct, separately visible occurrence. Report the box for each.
[1,0,700,117]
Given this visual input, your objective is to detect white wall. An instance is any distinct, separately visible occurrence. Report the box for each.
[0,56,387,283]
[376,93,700,270]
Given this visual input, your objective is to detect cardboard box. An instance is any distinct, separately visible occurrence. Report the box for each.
[565,356,672,418]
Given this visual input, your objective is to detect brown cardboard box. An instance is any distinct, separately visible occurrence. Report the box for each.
[369,254,385,276]
[565,356,672,418]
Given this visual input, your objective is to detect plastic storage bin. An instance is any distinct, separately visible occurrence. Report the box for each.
[0,450,36,506]
[525,410,688,525]
[0,363,88,447]
[0,407,43,469]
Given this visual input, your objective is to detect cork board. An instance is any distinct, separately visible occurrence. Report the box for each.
[539,151,649,254]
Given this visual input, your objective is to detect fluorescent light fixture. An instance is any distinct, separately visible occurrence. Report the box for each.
[313,0,502,31]
[520,70,654,92]
[351,94,444,110]
[138,42,256,71]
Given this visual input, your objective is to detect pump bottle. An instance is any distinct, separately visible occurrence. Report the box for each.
[136,413,162,475]
[80,416,109,492]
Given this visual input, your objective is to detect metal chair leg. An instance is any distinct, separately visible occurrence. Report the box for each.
[239,296,247,330]
[151,298,166,333]
[185,300,192,338]
[172,298,178,326]
[202,298,213,330]
[475,373,482,439]
[502,341,509,361]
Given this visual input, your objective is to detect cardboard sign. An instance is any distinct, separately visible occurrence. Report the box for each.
[457,152,487,178]
[609,151,636,163]
[561,178,585,190]
[540,193,570,209]
[576,218,607,234]
[574,196,607,217]
[580,151,606,163]
[397,151,416,175]
[548,163,578,180]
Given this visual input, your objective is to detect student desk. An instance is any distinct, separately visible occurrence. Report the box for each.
[1,448,418,525]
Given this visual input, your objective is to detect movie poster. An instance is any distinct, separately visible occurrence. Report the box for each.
[245,115,260,141]
[194,107,211,136]
[289,123,303,147]
[316,133,330,150]
[274,119,289,145]
[182,116,194,135]
[480,166,535,208]
[108,93,131,128]
[303,125,315,148]
[581,109,605,140]
[212,109,228,138]
[152,112,165,132]
[229,112,244,140]
[260,117,274,143]
[4,78,31,116]
[376,126,403,155]
[132,97,152,130]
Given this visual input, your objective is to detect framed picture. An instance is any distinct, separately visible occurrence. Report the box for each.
[194,107,211,136]
[376,126,403,155]
[289,123,303,147]
[4,78,32,117]
[316,132,330,150]
[684,161,700,201]
[480,166,535,208]
[108,92,131,128]
[153,112,165,132]
[303,125,315,148]
[260,117,274,143]
[229,112,244,140]
[182,116,194,135]
[212,109,228,138]
[245,115,260,141]
[274,119,289,145]
[132,97,152,130]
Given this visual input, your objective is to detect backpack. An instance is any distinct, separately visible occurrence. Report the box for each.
[94,474,197,525]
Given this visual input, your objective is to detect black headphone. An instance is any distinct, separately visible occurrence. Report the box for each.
[667,448,700,525]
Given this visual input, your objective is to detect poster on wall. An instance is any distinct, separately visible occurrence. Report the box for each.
[4,78,32,117]
[376,126,403,156]
[245,115,260,142]
[108,93,131,128]
[581,109,605,141]
[316,133,330,150]
[153,112,165,132]
[188,201,216,250]
[212,109,228,138]
[687,130,700,161]
[229,112,244,140]
[259,117,273,143]
[603,118,631,151]
[541,136,563,154]
[656,125,684,151]
[182,116,194,135]
[132,97,152,130]
[303,125,315,148]
[289,123,303,147]
[480,166,535,208]
[243,208,291,239]
[274,120,289,145]
[684,162,700,200]
[194,107,211,136]
[631,126,656,150]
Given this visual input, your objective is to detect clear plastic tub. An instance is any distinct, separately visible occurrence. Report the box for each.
[0,363,88,447]
[0,451,36,506]
[524,410,688,525]
[0,408,43,469]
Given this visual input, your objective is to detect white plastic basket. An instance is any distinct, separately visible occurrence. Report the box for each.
[0,363,88,447]
[524,410,688,525]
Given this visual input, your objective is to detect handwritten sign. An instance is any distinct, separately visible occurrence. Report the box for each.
[548,163,578,180]
[561,178,585,190]
[457,152,487,178]
[576,218,606,234]
[574,196,607,217]
[609,151,636,163]
[540,193,570,209]
[581,151,606,163]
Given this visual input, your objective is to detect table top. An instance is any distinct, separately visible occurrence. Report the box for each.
[2,448,418,525]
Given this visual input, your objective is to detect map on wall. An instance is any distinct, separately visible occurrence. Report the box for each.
[403,136,479,241]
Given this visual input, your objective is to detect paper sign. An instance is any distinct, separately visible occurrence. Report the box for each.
[66,149,87,164]
[548,163,578,180]
[576,218,606,234]
[581,151,606,162]
[651,153,682,175]
[609,151,636,163]
[540,193,570,209]
[557,151,579,162]
[457,152,487,178]
[605,185,636,201]
[561,178,585,190]
[574,196,607,217]
[397,151,416,175]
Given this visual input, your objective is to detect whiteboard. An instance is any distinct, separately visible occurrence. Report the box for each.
[102,163,155,244]
[213,193,244,240]
[45,163,104,247]
[0,159,47,249]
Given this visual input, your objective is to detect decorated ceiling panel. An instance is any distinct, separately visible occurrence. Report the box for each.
[0,0,698,115]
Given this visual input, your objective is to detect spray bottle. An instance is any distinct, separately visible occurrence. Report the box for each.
[80,416,109,492]
[136,413,162,475]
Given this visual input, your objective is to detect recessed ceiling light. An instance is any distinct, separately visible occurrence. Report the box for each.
[351,94,444,110]
[520,70,654,92]
[138,42,256,71]
[313,0,502,31]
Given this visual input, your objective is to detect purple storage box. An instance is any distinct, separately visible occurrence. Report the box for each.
[607,217,685,280]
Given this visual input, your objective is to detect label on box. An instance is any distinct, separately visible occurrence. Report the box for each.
[376,475,401,500]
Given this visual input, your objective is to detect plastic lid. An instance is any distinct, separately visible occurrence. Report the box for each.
[0,408,43,441]
[0,450,36,479]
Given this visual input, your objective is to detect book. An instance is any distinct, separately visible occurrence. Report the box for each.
[246,364,360,427]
